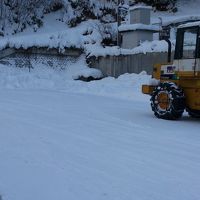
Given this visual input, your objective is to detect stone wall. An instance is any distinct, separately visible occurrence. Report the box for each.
[0,47,82,70]
[1,53,79,71]
[0,48,16,59]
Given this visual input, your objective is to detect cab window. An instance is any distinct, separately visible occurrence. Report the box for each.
[182,28,198,59]
[175,27,199,60]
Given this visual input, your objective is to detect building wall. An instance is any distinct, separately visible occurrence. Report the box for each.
[121,31,153,49]
[137,31,153,43]
[130,9,151,25]
[121,32,139,49]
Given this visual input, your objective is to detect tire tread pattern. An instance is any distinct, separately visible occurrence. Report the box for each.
[150,82,185,120]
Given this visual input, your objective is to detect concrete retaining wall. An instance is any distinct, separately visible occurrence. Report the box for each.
[0,47,82,59]
[1,46,174,78]
[88,52,174,77]
[0,48,16,59]
[0,47,82,70]
[16,47,82,57]
[0,53,79,70]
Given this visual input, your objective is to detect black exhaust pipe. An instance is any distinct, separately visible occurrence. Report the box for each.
[165,39,172,63]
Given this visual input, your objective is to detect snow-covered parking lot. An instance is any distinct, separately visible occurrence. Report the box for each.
[0,63,200,200]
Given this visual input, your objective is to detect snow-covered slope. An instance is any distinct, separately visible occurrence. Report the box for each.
[152,0,200,24]
[0,16,102,51]
[1,0,200,56]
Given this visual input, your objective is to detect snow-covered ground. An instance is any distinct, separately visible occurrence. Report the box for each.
[0,62,200,200]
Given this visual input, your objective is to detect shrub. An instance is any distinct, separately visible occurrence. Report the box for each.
[135,0,177,11]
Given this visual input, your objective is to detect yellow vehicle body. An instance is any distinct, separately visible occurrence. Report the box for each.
[142,63,200,111]
[142,22,200,119]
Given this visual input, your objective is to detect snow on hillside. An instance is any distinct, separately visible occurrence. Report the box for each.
[152,0,200,24]
[0,15,102,51]
[1,0,200,56]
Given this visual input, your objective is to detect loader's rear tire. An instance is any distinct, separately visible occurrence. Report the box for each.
[187,108,200,118]
[150,82,185,120]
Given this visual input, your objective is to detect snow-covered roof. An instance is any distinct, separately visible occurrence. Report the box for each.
[129,5,152,11]
[178,21,200,29]
[118,24,160,33]
[119,3,129,10]
[162,16,200,27]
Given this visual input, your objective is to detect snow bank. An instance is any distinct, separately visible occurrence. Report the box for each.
[69,71,151,101]
[178,21,200,29]
[72,68,103,80]
[0,29,83,51]
[129,5,152,11]
[86,40,174,57]
[0,56,102,89]
[0,14,165,57]
[0,61,151,100]
[118,23,160,32]
[162,15,200,27]
[151,0,200,26]
[0,19,102,51]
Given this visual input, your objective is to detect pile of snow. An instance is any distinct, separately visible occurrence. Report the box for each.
[0,18,102,51]
[86,40,174,57]
[161,15,200,27]
[118,24,160,32]
[0,56,103,89]
[151,0,200,25]
[0,62,151,100]
[70,71,151,101]
[129,5,152,11]
[72,68,103,80]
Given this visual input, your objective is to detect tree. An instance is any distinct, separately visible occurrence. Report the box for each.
[135,0,177,11]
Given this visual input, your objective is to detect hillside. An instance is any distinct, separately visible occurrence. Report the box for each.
[0,0,200,58]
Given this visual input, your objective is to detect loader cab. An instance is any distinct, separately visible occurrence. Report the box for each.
[174,22,200,76]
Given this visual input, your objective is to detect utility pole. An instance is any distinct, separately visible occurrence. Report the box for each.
[117,0,121,46]
[0,0,3,19]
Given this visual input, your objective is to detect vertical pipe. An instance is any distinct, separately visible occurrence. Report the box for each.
[165,39,172,63]
[117,0,121,46]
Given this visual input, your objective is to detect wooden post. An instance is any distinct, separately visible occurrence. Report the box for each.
[117,0,121,47]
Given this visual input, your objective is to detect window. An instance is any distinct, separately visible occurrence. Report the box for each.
[182,28,198,59]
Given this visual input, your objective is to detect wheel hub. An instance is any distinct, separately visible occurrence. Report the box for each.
[156,91,170,111]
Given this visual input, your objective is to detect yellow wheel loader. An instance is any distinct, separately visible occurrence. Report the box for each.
[142,22,200,120]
